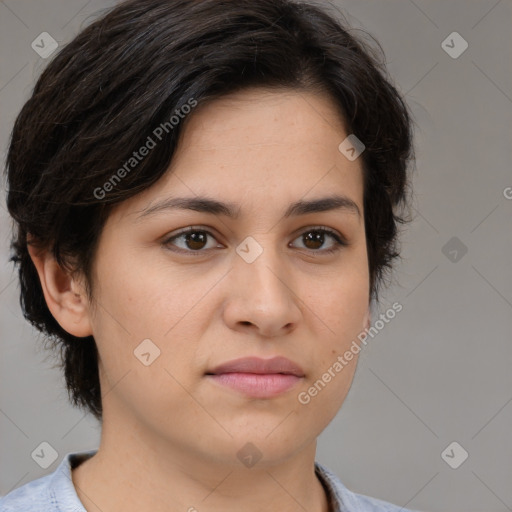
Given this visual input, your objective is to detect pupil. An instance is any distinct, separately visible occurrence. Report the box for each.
[186,232,206,250]
[304,231,323,249]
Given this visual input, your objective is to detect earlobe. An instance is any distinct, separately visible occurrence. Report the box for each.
[27,243,93,338]
[363,307,371,331]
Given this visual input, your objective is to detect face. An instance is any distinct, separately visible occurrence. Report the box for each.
[83,88,370,467]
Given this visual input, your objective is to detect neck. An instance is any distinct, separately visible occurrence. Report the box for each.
[72,419,330,512]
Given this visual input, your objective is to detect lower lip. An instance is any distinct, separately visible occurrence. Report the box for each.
[207,373,302,398]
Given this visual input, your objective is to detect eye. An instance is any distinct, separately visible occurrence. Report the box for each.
[290,227,347,255]
[162,226,347,256]
[163,227,221,255]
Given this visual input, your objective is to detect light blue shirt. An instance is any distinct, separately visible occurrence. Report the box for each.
[0,450,420,511]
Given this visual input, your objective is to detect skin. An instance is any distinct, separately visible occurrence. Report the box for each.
[29,88,371,512]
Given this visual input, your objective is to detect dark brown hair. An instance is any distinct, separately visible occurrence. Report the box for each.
[5,0,415,421]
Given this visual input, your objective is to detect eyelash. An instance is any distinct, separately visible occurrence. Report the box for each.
[162,226,347,256]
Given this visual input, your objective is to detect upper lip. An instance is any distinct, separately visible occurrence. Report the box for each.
[206,356,305,377]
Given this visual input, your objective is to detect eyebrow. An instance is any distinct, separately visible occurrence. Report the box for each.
[135,194,361,221]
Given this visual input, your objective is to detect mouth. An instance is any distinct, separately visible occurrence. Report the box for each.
[205,356,305,399]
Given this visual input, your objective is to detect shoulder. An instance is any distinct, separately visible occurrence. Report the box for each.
[0,450,96,512]
[315,461,421,512]
[0,474,54,511]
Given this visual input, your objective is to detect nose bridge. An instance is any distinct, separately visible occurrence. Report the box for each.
[225,233,302,335]
[234,233,290,301]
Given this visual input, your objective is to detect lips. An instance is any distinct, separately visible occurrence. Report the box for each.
[206,356,305,377]
[206,356,305,398]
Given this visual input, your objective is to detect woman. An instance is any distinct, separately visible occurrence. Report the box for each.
[1,1,418,511]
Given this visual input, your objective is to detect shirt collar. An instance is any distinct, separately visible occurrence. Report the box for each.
[50,451,356,512]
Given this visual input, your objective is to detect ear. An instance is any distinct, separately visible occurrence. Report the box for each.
[27,242,93,338]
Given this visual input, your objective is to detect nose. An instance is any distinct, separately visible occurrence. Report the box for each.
[222,241,302,338]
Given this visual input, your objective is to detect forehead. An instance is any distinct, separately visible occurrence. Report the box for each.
[117,88,364,220]
[176,87,349,157]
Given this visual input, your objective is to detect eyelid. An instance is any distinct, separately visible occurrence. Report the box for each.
[290,225,347,244]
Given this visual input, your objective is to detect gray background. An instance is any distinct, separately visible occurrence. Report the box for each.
[1,1,511,511]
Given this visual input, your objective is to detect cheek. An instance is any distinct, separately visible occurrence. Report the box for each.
[93,251,182,335]
[300,264,368,400]
[88,262,198,423]
[90,253,210,380]
[308,263,369,341]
